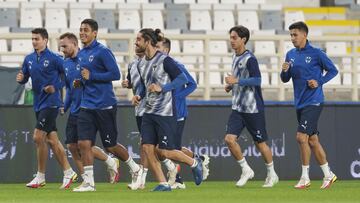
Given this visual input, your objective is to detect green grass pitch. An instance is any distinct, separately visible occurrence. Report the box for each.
[0,181,359,203]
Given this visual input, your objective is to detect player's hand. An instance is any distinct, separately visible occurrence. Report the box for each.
[16,71,24,82]
[148,83,162,93]
[122,80,129,88]
[81,68,90,80]
[307,79,318,89]
[59,107,65,116]
[132,95,141,106]
[73,79,82,88]
[282,62,290,72]
[225,74,238,85]
[225,84,233,93]
[43,85,55,94]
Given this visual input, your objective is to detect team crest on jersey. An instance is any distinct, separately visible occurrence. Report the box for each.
[305,56,311,63]
[89,55,94,62]
[152,65,157,71]
[76,64,80,71]
[43,60,49,67]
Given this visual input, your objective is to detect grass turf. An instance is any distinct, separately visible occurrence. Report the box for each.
[0,181,359,203]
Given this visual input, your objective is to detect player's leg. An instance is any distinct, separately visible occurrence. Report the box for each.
[92,146,119,184]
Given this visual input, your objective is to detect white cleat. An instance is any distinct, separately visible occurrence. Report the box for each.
[236,168,254,187]
[171,182,186,189]
[201,155,210,180]
[73,182,96,192]
[60,172,78,189]
[320,172,337,189]
[294,177,311,189]
[167,164,179,185]
[108,158,120,184]
[26,176,46,188]
[128,167,143,190]
[262,174,279,188]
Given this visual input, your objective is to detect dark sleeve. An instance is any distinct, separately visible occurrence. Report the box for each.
[318,50,338,85]
[19,57,30,84]
[163,56,182,81]
[238,57,261,86]
[280,52,292,83]
[90,49,121,81]
[126,64,133,89]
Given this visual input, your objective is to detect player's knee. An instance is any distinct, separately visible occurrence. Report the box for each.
[308,136,319,148]
[67,144,79,154]
[296,132,308,144]
[77,140,91,151]
[224,134,236,146]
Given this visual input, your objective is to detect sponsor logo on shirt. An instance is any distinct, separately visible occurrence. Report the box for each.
[89,55,94,62]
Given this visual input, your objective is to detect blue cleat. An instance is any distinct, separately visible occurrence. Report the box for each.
[192,158,203,185]
[152,184,172,192]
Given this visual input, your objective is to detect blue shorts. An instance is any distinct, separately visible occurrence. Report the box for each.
[296,104,323,136]
[77,106,118,148]
[136,116,143,133]
[35,107,58,133]
[226,110,268,143]
[141,113,177,150]
[65,114,78,144]
[174,120,186,150]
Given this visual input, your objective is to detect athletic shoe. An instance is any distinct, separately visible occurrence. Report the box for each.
[320,172,337,189]
[236,168,254,187]
[262,174,279,187]
[171,174,186,189]
[72,182,95,192]
[26,176,46,188]
[128,167,143,190]
[191,158,203,186]
[108,158,120,184]
[201,155,210,180]
[60,171,78,189]
[152,184,171,192]
[167,164,179,185]
[294,177,311,189]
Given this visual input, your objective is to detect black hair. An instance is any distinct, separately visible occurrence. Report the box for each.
[31,28,48,39]
[139,28,164,47]
[229,25,250,44]
[81,18,98,31]
[288,21,308,35]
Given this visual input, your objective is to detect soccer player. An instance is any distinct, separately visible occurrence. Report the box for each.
[133,28,203,191]
[59,32,120,185]
[224,25,279,188]
[280,21,338,189]
[16,28,77,189]
[73,19,142,192]
[156,37,210,189]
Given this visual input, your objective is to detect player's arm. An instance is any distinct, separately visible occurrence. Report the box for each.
[317,50,338,86]
[157,57,188,93]
[63,76,72,113]
[175,62,197,98]
[17,58,30,84]
[122,66,133,89]
[280,53,292,83]
[238,57,261,86]
[85,49,121,82]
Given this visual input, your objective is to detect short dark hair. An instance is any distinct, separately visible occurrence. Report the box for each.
[229,25,250,44]
[81,18,98,31]
[59,32,78,46]
[139,28,164,47]
[288,21,308,35]
[31,28,48,39]
[162,37,171,52]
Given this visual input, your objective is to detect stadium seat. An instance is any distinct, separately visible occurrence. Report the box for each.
[94,9,116,29]
[271,72,279,86]
[150,0,172,3]
[190,10,212,31]
[213,11,235,31]
[142,10,164,30]
[127,0,149,3]
[221,0,242,3]
[69,2,92,9]
[237,11,259,31]
[284,10,305,30]
[54,0,77,2]
[20,2,44,8]
[45,2,68,9]
[334,0,354,5]
[260,10,282,31]
[118,10,141,31]
[166,9,188,30]
[78,0,101,2]
[183,40,204,54]
[107,40,129,53]
[0,40,8,52]
[244,0,265,3]
[0,8,17,28]
[198,0,219,3]
[45,8,67,29]
[254,41,276,55]
[174,0,196,3]
[69,9,91,29]
[11,39,33,52]
[93,2,117,9]
[325,42,347,56]
[170,40,181,54]
[20,8,42,28]
[103,0,125,2]
[343,73,352,85]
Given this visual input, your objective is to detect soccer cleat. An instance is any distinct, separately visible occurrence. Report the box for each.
[128,167,143,190]
[72,182,96,192]
[152,184,171,192]
[108,158,120,184]
[294,177,311,189]
[60,172,78,189]
[262,174,279,188]
[320,172,337,189]
[236,168,254,187]
[191,158,203,186]
[167,164,179,185]
[171,174,186,189]
[201,155,210,180]
[26,176,46,188]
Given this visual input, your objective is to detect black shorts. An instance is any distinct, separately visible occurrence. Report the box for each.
[136,116,143,133]
[226,110,268,143]
[35,107,58,133]
[296,104,323,136]
[141,113,177,150]
[65,114,78,144]
[174,119,186,150]
[77,106,118,148]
